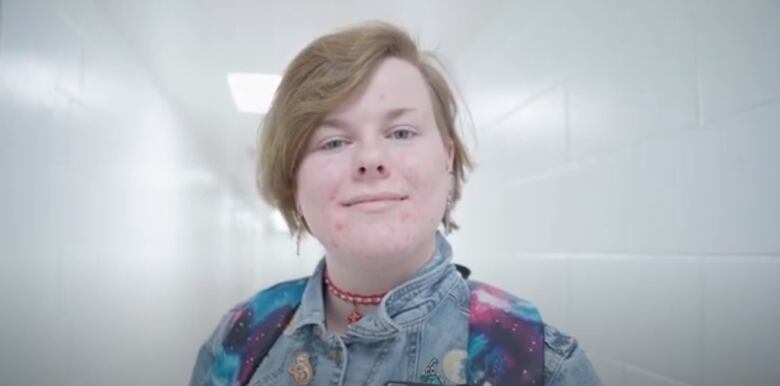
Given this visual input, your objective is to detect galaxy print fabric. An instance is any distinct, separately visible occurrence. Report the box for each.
[467,281,545,386]
[209,278,307,386]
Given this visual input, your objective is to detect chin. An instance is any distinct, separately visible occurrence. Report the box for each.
[327,229,422,265]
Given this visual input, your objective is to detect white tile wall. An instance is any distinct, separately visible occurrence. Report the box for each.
[693,0,780,122]
[0,1,311,385]
[451,0,780,385]
[701,257,780,386]
[715,106,780,252]
[589,354,627,386]
[624,364,692,386]
[566,47,699,160]
[3,0,778,385]
[477,85,569,182]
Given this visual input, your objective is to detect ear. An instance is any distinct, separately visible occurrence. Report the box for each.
[445,136,455,172]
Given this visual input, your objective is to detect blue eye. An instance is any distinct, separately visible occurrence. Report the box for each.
[321,139,348,150]
[390,128,417,140]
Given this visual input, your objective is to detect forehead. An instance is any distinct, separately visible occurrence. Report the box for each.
[324,57,433,120]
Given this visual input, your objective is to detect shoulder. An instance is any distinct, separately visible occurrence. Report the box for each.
[465,280,601,386]
[544,324,577,359]
[188,277,310,386]
[543,324,602,386]
[216,277,309,329]
[467,280,542,323]
[205,276,310,347]
[220,277,309,339]
[206,278,309,351]
[237,276,309,312]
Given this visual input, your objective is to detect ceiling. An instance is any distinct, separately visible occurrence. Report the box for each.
[99,0,511,213]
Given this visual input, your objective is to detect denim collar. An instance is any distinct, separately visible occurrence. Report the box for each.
[287,231,464,342]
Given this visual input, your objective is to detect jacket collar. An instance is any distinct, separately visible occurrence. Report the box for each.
[286,231,464,341]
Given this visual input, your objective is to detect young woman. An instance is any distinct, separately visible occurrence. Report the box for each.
[190,22,602,386]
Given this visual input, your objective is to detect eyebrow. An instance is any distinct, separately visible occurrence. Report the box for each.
[320,107,418,129]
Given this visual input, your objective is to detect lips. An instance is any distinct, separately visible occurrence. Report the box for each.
[343,193,409,207]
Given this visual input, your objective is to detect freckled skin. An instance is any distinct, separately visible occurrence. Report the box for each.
[295,57,453,277]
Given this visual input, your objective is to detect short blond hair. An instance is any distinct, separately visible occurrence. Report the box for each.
[257,21,472,234]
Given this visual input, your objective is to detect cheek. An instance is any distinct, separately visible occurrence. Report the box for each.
[297,159,341,214]
[399,148,449,196]
[398,153,450,218]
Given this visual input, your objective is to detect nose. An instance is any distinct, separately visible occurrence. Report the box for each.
[352,142,390,180]
[357,164,386,175]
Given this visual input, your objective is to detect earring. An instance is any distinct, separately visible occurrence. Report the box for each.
[444,189,454,234]
[443,171,455,234]
[293,210,303,256]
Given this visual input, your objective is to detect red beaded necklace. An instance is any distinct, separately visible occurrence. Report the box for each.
[323,268,388,325]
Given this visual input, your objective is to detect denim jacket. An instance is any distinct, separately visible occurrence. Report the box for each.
[190,232,602,386]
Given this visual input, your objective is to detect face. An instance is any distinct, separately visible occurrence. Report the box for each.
[295,57,453,269]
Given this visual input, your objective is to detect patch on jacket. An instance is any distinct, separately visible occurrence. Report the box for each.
[442,349,467,384]
[420,358,444,384]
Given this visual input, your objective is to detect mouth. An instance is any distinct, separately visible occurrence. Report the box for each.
[343,194,409,207]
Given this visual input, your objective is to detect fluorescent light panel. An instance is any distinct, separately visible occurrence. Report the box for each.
[227,72,282,114]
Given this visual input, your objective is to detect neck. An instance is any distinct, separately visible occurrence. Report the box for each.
[322,233,437,334]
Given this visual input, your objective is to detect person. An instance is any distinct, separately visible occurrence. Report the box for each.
[189,21,602,386]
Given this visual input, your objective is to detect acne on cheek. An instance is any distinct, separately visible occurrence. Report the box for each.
[302,167,338,202]
[325,220,350,249]
[327,229,342,249]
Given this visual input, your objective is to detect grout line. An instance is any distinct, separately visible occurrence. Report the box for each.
[504,127,686,188]
[504,95,780,189]
[563,82,572,163]
[585,352,627,384]
[512,252,780,259]
[697,255,706,385]
[586,352,625,366]
[701,95,780,126]
[0,0,4,58]
[623,363,695,386]
[504,159,587,187]
[479,77,571,138]
[564,251,572,327]
[690,0,704,130]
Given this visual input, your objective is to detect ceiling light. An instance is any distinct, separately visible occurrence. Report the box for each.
[227,72,282,114]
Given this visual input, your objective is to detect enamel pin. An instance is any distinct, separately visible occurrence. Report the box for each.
[288,351,314,386]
